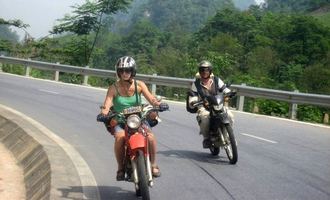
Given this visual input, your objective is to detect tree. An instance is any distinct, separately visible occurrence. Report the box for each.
[122,20,166,62]
[265,0,330,13]
[51,0,133,66]
[195,7,258,49]
[301,63,330,94]
[0,18,28,49]
[112,0,235,34]
[284,16,330,65]
[0,18,29,29]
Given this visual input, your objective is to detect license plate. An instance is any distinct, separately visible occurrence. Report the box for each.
[122,106,142,115]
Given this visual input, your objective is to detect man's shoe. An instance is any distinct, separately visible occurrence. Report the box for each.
[116,170,125,181]
[203,138,211,148]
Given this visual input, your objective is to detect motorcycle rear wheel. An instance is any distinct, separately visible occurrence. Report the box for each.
[222,124,238,164]
[135,149,150,200]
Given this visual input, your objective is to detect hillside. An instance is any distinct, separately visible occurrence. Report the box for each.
[310,5,330,27]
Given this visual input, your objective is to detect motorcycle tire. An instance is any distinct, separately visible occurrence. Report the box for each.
[223,124,238,164]
[135,149,150,200]
[209,146,220,156]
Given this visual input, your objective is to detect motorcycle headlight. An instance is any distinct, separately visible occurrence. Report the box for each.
[213,104,223,111]
[127,114,141,129]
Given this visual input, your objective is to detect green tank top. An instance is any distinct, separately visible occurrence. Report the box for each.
[113,82,141,113]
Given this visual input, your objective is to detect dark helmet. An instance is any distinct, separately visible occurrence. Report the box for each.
[115,56,137,78]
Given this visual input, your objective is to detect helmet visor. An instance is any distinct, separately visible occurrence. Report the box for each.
[199,67,211,73]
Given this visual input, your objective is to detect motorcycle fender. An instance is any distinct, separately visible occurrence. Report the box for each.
[129,133,146,150]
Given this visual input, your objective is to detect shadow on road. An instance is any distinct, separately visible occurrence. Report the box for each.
[158,149,231,165]
[57,186,137,200]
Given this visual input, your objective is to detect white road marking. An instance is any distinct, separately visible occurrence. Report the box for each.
[240,133,278,144]
[38,89,59,94]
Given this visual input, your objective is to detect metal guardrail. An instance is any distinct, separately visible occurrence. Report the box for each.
[1,55,330,113]
[232,84,330,108]
[0,55,193,88]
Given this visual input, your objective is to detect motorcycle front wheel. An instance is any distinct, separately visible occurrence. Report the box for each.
[222,124,238,164]
[135,149,150,200]
[209,146,220,156]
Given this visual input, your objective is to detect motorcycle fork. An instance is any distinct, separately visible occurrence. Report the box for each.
[130,150,153,186]
[219,128,226,146]
[211,124,226,147]
[131,160,138,184]
[129,130,153,186]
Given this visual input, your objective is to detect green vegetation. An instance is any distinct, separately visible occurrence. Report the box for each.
[312,9,330,27]
[0,0,329,124]
[265,0,329,13]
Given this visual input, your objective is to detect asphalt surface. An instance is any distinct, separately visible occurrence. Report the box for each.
[1,72,330,200]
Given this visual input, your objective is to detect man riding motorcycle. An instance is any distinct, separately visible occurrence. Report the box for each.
[187,60,234,148]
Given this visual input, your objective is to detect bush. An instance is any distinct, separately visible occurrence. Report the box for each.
[297,105,323,123]
[257,99,289,117]
[2,64,25,75]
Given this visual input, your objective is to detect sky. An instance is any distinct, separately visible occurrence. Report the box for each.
[0,0,265,40]
[255,0,265,5]
[0,0,85,40]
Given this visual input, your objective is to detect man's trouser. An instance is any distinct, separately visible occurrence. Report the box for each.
[196,107,234,139]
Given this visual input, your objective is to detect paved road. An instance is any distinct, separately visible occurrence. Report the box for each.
[1,72,330,200]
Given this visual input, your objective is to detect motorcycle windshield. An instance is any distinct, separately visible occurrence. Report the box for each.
[208,94,223,105]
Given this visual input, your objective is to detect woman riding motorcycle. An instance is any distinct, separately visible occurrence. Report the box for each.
[100,56,168,180]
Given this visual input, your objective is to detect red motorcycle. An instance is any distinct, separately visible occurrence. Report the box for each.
[97,103,168,200]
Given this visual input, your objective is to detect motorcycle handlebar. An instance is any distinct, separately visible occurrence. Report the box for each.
[191,92,237,108]
[96,113,110,122]
[191,101,204,107]
[96,103,169,122]
[227,91,236,98]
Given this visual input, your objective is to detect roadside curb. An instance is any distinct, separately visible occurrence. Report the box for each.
[0,104,100,200]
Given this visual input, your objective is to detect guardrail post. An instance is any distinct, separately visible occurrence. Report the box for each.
[25,58,31,77]
[289,90,299,120]
[83,66,89,86]
[54,62,60,81]
[0,55,3,72]
[236,83,246,111]
[151,73,157,95]
[323,113,329,124]
[253,100,259,113]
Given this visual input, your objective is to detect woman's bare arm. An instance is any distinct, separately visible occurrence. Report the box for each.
[138,80,160,106]
[101,84,116,115]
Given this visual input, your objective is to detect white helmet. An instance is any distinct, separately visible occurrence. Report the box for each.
[198,60,213,78]
[198,60,213,70]
[115,56,137,77]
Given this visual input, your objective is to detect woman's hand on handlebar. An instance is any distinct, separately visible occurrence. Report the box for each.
[158,102,169,112]
[97,113,108,122]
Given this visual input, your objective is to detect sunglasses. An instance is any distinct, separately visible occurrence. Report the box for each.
[199,68,211,73]
[118,68,132,74]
